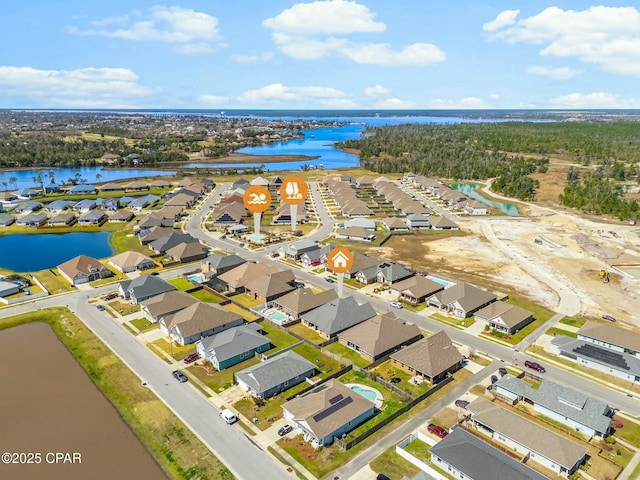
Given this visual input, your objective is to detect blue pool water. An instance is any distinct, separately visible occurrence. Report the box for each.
[428,276,453,288]
[0,232,114,272]
[350,385,378,402]
[187,274,203,283]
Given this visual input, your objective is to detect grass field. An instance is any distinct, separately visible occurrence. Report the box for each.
[0,308,233,480]
[190,289,224,303]
[33,269,74,294]
[168,277,194,291]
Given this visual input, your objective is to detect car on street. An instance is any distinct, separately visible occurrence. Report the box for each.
[239,242,245,247]
[389,301,403,309]
[491,375,498,384]
[499,367,508,377]
[524,360,546,373]
[602,314,617,322]
[325,278,334,283]
[278,424,293,436]
[271,252,280,258]
[455,399,470,409]
[220,235,227,239]
[172,370,188,383]
[103,293,118,301]
[183,353,200,364]
[96,304,105,311]
[427,423,448,438]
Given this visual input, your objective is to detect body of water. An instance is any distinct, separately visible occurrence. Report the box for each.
[0,232,114,271]
[450,183,520,216]
[0,322,167,480]
[0,167,175,191]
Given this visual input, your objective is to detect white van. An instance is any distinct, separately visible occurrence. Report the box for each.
[219,409,238,425]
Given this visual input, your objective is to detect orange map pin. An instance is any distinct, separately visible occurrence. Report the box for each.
[280,177,308,205]
[327,247,354,274]
[243,185,271,213]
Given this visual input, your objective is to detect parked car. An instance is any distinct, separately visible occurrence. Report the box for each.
[325,278,335,283]
[499,367,508,377]
[389,301,403,309]
[172,370,188,383]
[271,252,280,258]
[427,423,448,438]
[491,375,498,384]
[219,409,237,425]
[278,424,293,436]
[220,234,227,239]
[183,353,200,364]
[524,360,546,373]
[602,314,617,322]
[103,293,118,301]
[376,474,391,480]
[292,282,305,289]
[455,399,470,409]
[239,242,245,247]
[96,304,105,311]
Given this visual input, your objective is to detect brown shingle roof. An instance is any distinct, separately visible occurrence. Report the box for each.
[431,282,496,313]
[218,262,279,289]
[393,275,444,298]
[58,254,107,278]
[338,312,421,357]
[474,301,533,329]
[274,287,338,315]
[163,302,242,338]
[390,331,461,378]
[245,270,295,298]
[140,290,199,318]
[578,321,640,353]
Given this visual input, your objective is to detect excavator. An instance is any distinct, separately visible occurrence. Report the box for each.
[599,270,610,283]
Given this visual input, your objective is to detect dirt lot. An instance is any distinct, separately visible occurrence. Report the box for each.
[371,195,640,329]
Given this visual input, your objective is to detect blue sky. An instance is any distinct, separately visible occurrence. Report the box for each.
[1,1,639,109]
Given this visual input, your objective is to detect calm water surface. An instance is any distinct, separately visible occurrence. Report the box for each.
[0,232,114,272]
[0,322,168,480]
[450,183,520,216]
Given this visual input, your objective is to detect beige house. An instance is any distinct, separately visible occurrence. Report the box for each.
[244,270,295,302]
[390,331,462,385]
[474,301,534,334]
[427,282,496,318]
[159,302,243,346]
[272,287,338,320]
[165,242,207,264]
[139,290,200,323]
[108,251,156,273]
[58,255,110,285]
[218,262,279,293]
[391,275,444,304]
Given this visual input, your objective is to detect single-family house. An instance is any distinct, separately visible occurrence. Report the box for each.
[124,181,149,191]
[0,280,20,297]
[494,375,612,438]
[390,331,462,385]
[355,175,373,187]
[45,200,74,214]
[14,188,41,199]
[464,199,489,215]
[0,213,16,227]
[406,212,431,229]
[108,210,135,223]
[474,301,534,334]
[196,323,270,370]
[278,239,318,260]
[235,350,315,399]
[244,270,295,302]
[429,216,459,230]
[272,287,338,320]
[73,199,97,212]
[138,226,174,245]
[336,226,376,242]
[429,428,550,480]
[390,275,444,305]
[200,253,247,277]
[102,198,120,211]
[78,210,107,225]
[15,201,44,214]
[300,296,376,339]
[148,232,199,254]
[16,212,48,227]
[338,312,422,362]
[343,218,376,231]
[98,182,125,192]
[108,251,156,273]
[217,262,279,293]
[375,261,414,285]
[331,252,382,279]
[43,183,60,194]
[57,255,110,285]
[119,275,176,304]
[300,244,333,267]
[47,212,76,227]
[128,194,159,211]
[68,184,97,195]
[282,379,376,448]
[165,242,207,264]
[150,178,172,189]
[467,398,587,476]
[577,321,640,358]
[139,290,199,323]
[427,281,497,318]
[0,191,18,203]
[381,217,409,231]
[159,302,244,346]
[165,193,196,208]
[211,202,246,224]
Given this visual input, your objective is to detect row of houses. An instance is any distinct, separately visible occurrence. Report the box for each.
[406,174,490,215]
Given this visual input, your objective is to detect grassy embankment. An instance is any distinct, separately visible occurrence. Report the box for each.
[0,308,233,480]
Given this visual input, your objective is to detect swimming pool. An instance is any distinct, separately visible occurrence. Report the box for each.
[428,276,453,288]
[346,384,383,406]
[187,274,203,283]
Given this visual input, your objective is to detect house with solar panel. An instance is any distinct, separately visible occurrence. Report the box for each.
[550,321,640,383]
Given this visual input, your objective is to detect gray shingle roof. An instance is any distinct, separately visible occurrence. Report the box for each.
[235,351,315,395]
[201,253,246,270]
[431,282,496,313]
[120,275,176,300]
[552,336,640,378]
[429,428,550,480]
[300,296,376,336]
[198,323,268,364]
[338,312,421,357]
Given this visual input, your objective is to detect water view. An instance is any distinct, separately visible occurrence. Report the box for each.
[450,183,520,216]
[0,167,175,191]
[0,232,114,272]
[0,322,167,480]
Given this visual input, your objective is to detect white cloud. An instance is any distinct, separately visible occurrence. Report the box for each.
[262,0,385,36]
[483,9,519,32]
[231,52,275,64]
[486,6,640,77]
[197,94,229,106]
[374,98,417,109]
[263,0,444,66]
[236,83,351,106]
[488,93,500,100]
[527,65,581,80]
[364,85,389,97]
[549,92,640,108]
[69,6,221,55]
[0,66,158,108]
[427,97,491,109]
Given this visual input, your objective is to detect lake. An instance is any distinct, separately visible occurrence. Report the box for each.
[0,167,175,191]
[0,322,167,480]
[449,183,520,216]
[0,232,114,272]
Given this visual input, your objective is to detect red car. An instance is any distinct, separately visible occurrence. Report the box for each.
[428,423,448,438]
[183,353,200,364]
[524,360,546,373]
[103,293,119,301]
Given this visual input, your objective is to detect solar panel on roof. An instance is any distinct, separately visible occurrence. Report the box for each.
[574,344,629,370]
[312,396,352,423]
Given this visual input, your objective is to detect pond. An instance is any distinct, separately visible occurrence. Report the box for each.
[449,183,520,216]
[0,232,114,272]
[0,322,167,480]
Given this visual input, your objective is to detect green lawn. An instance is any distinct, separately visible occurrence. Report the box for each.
[224,302,259,321]
[188,356,260,393]
[227,293,263,309]
[324,342,371,369]
[151,338,196,361]
[369,444,421,480]
[108,299,141,316]
[33,269,74,294]
[370,362,433,398]
[559,317,586,328]
[168,277,195,291]
[190,289,224,303]
[404,438,431,463]
[546,327,577,338]
[109,228,156,256]
[288,323,327,345]
[130,317,160,333]
[614,416,640,446]
[261,322,299,349]
[292,343,344,377]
